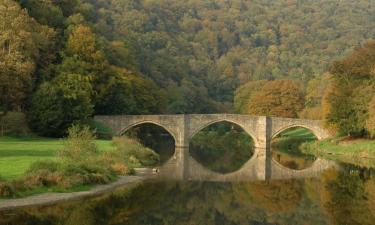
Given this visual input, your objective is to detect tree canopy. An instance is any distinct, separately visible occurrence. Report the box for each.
[325,41,375,136]
[0,0,374,136]
[235,80,304,118]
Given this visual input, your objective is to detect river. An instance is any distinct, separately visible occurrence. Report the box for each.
[0,127,374,225]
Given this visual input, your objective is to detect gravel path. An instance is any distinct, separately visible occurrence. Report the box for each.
[0,172,151,211]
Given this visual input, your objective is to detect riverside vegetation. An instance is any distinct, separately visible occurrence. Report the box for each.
[0,125,159,198]
[0,0,375,204]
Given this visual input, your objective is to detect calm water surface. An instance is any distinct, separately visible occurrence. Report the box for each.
[1,164,374,225]
[0,135,374,225]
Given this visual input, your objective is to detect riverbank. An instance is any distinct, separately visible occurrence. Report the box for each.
[301,137,375,168]
[0,174,148,211]
[0,136,115,180]
[0,129,160,199]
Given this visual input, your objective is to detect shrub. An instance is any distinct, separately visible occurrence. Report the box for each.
[110,163,134,175]
[58,125,98,162]
[23,170,64,188]
[61,162,114,185]
[0,182,15,197]
[27,160,61,173]
[112,137,159,167]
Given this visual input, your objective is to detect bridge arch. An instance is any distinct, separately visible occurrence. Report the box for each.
[119,121,177,146]
[188,119,259,174]
[188,119,260,148]
[272,125,321,140]
[270,158,336,179]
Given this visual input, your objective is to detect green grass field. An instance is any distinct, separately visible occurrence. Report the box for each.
[301,137,375,168]
[276,127,317,139]
[0,136,115,180]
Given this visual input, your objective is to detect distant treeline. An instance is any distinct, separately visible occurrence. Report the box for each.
[0,0,374,137]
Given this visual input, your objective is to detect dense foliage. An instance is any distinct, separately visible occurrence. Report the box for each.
[234,79,304,118]
[1,165,375,225]
[367,96,375,138]
[0,0,374,136]
[325,41,375,136]
[190,122,254,173]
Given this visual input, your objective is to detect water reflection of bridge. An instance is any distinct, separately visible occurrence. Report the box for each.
[179,151,336,181]
[95,114,335,181]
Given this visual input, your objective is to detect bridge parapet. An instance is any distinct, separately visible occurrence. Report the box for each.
[94,114,331,180]
[270,117,329,140]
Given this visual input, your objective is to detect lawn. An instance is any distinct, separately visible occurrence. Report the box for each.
[271,127,317,156]
[276,127,317,139]
[0,136,115,180]
[301,137,375,168]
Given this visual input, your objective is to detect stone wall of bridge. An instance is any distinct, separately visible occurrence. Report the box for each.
[94,114,332,181]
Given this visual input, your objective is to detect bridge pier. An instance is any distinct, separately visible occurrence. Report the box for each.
[94,114,330,181]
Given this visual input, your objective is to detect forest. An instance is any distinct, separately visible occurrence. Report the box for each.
[0,0,375,137]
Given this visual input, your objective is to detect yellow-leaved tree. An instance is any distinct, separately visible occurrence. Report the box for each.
[246,80,304,118]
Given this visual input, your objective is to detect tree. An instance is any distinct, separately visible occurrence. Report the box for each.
[95,71,164,115]
[28,73,93,137]
[299,73,332,120]
[17,0,65,28]
[58,24,113,109]
[366,96,375,138]
[234,80,267,113]
[325,41,375,136]
[0,0,54,113]
[246,80,304,118]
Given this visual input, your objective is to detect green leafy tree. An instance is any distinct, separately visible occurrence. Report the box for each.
[234,80,267,113]
[17,0,65,28]
[325,41,375,136]
[28,73,93,137]
[366,96,375,138]
[0,0,54,113]
[95,72,164,115]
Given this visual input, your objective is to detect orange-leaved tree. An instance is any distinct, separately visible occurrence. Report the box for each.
[246,80,304,118]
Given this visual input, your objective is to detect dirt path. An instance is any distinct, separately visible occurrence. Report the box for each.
[0,171,152,211]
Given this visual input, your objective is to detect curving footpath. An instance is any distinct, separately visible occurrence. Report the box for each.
[0,171,152,211]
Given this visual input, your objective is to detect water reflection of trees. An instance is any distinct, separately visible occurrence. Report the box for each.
[271,128,317,170]
[124,124,175,165]
[324,164,375,225]
[190,122,254,173]
[1,164,374,225]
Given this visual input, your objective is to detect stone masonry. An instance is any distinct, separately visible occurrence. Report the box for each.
[94,114,333,181]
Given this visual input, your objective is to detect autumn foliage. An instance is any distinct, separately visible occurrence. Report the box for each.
[367,96,375,138]
[236,80,304,118]
[325,41,375,136]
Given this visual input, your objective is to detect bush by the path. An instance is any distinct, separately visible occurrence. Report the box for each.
[111,137,160,167]
[0,126,158,198]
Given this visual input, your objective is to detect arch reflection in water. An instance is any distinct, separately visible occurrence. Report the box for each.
[122,123,175,166]
[154,148,337,182]
[189,121,255,174]
[1,163,367,225]
[271,127,318,170]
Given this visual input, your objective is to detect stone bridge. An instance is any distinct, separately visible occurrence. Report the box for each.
[95,114,334,181]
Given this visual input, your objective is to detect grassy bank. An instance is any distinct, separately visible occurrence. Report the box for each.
[0,136,115,180]
[301,138,375,168]
[0,127,159,198]
[271,128,317,157]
